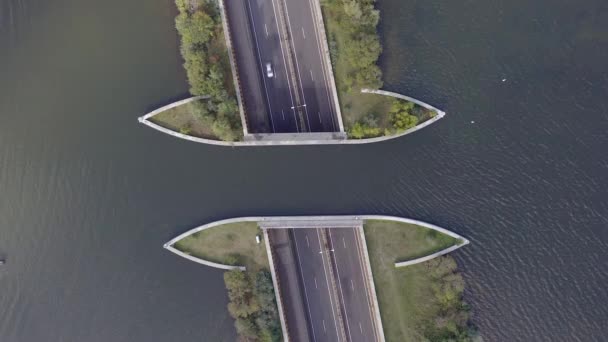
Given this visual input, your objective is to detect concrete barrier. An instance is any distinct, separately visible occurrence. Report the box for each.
[139,96,209,121]
[217,0,249,135]
[164,215,468,270]
[139,89,446,146]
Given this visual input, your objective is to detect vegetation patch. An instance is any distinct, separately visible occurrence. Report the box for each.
[174,221,268,271]
[364,220,478,341]
[224,270,282,342]
[320,0,437,138]
[158,0,242,141]
[175,221,281,341]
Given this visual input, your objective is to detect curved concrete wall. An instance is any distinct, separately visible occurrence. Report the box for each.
[139,96,210,121]
[163,216,256,271]
[139,89,446,146]
[164,215,468,271]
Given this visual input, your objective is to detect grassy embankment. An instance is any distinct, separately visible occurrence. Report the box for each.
[320,0,436,138]
[364,220,478,342]
[174,221,281,341]
[151,0,242,141]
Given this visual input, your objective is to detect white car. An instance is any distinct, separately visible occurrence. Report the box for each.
[265,63,274,78]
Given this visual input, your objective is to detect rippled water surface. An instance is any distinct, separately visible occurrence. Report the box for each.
[1,0,607,341]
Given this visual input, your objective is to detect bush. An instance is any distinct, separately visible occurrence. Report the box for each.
[174,0,242,141]
[224,270,281,342]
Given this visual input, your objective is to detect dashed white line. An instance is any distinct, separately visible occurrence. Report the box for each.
[351,279,355,291]
[245,0,276,132]
[269,0,299,132]
[322,320,326,333]
[316,229,341,342]
[265,24,269,37]
[310,69,314,81]
[314,277,318,289]
[281,109,285,120]
[292,231,318,342]
[360,322,363,334]
[329,230,353,342]
[305,234,309,247]
[302,27,306,39]
[343,237,346,249]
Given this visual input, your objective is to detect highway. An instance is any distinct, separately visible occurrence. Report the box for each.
[269,227,381,342]
[226,0,339,133]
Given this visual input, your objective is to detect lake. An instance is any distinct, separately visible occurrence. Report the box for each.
[1,0,607,341]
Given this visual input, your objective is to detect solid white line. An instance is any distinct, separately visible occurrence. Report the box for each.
[354,228,378,340]
[329,230,353,342]
[310,69,314,81]
[246,0,276,132]
[269,0,299,132]
[316,229,341,342]
[305,0,337,130]
[302,27,306,39]
[282,0,312,131]
[293,230,318,342]
[265,24,269,37]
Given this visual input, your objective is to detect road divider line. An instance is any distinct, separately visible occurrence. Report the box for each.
[245,0,276,133]
[329,229,354,342]
[302,27,306,39]
[292,229,318,342]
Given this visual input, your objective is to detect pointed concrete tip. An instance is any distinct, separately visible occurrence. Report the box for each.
[138,117,145,123]
[163,243,170,249]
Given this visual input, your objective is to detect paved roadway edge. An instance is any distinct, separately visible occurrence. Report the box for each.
[310,0,344,132]
[163,215,468,270]
[356,226,386,342]
[263,228,291,342]
[217,0,249,135]
[164,215,468,342]
[138,89,445,146]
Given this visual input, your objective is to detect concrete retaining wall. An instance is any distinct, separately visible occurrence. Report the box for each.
[164,215,468,271]
[139,89,446,146]
[216,0,249,135]
[139,96,209,121]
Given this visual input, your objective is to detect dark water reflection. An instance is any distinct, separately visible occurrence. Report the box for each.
[1,0,607,341]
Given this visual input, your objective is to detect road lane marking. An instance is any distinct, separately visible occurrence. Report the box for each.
[354,227,380,341]
[318,111,322,123]
[351,279,355,291]
[281,109,285,120]
[314,277,318,289]
[343,237,346,249]
[310,69,314,81]
[245,0,276,132]
[305,234,309,247]
[328,229,353,342]
[265,24,269,37]
[305,0,338,130]
[322,320,326,333]
[269,0,299,132]
[282,0,311,131]
[292,230,318,342]
[316,229,341,342]
[360,322,363,334]
[302,27,306,39]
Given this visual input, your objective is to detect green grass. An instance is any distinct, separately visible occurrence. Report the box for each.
[363,220,462,341]
[174,222,269,271]
[150,100,220,140]
[321,4,389,130]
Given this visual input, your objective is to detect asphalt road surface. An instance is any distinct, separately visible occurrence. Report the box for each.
[327,228,381,342]
[229,0,339,133]
[277,227,380,342]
